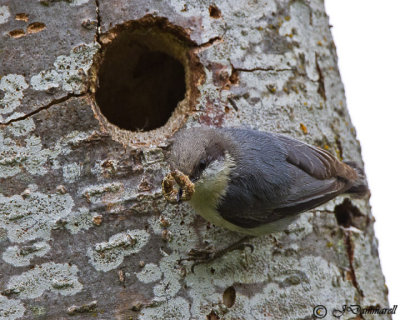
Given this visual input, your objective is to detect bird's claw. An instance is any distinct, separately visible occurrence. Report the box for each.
[180,238,255,272]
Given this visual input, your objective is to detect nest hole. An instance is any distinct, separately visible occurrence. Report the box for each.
[96,29,185,131]
[91,18,204,146]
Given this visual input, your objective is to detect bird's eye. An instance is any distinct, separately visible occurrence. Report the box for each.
[199,159,207,171]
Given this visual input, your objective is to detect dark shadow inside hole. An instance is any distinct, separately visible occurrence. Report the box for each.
[95,31,186,131]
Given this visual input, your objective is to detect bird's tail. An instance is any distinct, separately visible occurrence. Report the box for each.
[345,161,370,198]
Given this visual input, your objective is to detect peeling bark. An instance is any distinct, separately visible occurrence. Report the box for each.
[0,0,389,319]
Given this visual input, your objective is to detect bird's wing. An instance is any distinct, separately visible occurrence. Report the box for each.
[217,131,357,229]
[270,134,357,214]
[277,134,357,181]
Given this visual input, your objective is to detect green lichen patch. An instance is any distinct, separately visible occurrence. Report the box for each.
[64,207,97,234]
[136,263,162,284]
[0,5,11,24]
[5,118,36,137]
[82,182,124,204]
[0,126,95,179]
[0,191,74,243]
[62,162,82,183]
[0,295,25,320]
[139,297,190,320]
[2,241,50,267]
[87,229,150,272]
[6,262,82,299]
[30,43,99,94]
[0,74,29,118]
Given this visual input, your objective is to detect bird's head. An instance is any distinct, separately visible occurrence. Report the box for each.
[169,127,237,207]
[169,127,229,183]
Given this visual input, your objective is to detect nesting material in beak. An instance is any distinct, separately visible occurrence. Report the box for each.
[162,170,195,204]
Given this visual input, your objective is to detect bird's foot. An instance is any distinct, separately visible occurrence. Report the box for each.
[181,236,255,272]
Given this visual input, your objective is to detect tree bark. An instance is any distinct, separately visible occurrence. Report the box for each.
[0,0,389,319]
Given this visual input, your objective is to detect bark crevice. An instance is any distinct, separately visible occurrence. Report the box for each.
[0,92,87,126]
[232,66,294,73]
[94,0,101,44]
[344,230,365,299]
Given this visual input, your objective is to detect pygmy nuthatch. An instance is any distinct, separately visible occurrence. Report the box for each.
[168,127,368,235]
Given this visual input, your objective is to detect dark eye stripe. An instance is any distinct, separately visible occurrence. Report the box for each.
[190,146,226,181]
[189,159,207,181]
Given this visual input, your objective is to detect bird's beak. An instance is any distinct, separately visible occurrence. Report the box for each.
[177,188,183,203]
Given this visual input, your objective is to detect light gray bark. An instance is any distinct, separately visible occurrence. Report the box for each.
[0,0,389,319]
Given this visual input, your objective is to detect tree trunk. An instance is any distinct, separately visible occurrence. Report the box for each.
[0,0,389,319]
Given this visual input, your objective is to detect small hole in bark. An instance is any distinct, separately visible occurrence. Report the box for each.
[222,286,236,308]
[15,13,29,22]
[334,198,367,229]
[91,17,205,146]
[27,22,46,34]
[209,5,221,18]
[9,29,25,38]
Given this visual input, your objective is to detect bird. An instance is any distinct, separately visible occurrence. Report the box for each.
[168,126,368,236]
